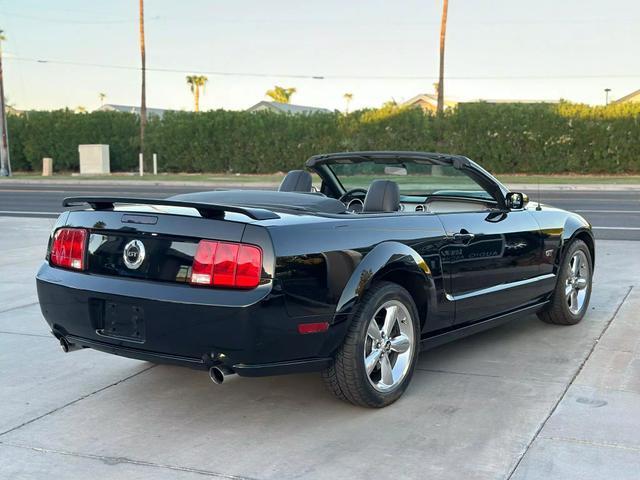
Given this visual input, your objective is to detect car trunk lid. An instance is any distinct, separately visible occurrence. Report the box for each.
[54,201,270,285]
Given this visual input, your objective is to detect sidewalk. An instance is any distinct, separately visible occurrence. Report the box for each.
[512,286,640,479]
[3,177,640,191]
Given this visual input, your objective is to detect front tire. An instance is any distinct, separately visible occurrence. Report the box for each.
[538,239,592,325]
[322,281,420,407]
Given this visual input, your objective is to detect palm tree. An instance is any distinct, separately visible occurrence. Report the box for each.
[343,93,353,114]
[98,92,106,106]
[437,0,449,114]
[265,86,296,104]
[186,75,208,112]
[139,0,147,163]
[75,106,87,113]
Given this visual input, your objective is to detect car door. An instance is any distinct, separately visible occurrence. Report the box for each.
[437,207,547,325]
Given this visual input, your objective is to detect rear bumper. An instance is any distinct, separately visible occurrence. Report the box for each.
[61,334,332,376]
[36,263,345,376]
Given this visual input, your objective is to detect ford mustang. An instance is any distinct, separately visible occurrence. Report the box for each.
[36,151,594,407]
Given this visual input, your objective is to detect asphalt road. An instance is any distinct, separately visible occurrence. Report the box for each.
[0,183,638,241]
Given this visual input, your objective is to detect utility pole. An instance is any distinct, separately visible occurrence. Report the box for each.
[139,0,147,170]
[437,0,449,115]
[604,88,611,106]
[0,30,11,177]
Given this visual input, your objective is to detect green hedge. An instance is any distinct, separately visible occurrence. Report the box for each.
[8,102,640,174]
[8,110,139,172]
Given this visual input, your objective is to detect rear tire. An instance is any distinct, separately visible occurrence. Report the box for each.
[322,281,420,408]
[538,239,592,325]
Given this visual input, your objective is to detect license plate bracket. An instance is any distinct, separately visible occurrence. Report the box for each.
[101,302,146,342]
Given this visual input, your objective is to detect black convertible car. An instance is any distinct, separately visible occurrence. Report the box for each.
[36,151,594,407]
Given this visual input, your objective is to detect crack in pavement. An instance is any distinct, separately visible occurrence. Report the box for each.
[0,442,259,480]
[414,366,566,385]
[0,330,50,338]
[0,365,157,438]
[0,301,39,315]
[505,285,635,479]
[538,435,640,452]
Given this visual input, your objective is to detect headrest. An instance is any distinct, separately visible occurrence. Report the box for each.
[278,170,313,192]
[363,180,400,212]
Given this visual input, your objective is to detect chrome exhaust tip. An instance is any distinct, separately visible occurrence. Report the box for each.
[209,366,233,385]
[58,336,81,353]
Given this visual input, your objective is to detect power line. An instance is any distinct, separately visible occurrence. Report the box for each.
[1,12,162,25]
[6,56,640,81]
[3,10,639,26]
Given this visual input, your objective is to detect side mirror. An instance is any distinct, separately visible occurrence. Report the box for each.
[505,192,529,210]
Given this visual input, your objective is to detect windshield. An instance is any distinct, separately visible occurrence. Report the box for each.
[329,162,492,199]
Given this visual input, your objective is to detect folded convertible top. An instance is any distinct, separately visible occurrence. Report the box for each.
[170,190,347,215]
[62,197,281,220]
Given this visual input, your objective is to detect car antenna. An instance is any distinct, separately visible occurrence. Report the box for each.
[536,177,542,211]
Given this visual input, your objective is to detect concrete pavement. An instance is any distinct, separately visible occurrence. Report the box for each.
[0,217,638,479]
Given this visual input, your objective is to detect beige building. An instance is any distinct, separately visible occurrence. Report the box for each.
[401,93,457,112]
[612,89,640,104]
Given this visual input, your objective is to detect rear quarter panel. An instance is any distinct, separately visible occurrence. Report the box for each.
[266,213,451,333]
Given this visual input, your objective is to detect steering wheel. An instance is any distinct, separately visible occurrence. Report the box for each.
[338,188,368,203]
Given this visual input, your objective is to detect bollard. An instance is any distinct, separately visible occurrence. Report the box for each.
[139,153,144,177]
[153,153,158,175]
[42,157,53,177]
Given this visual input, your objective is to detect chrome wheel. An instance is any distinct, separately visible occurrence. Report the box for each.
[364,300,415,392]
[565,250,590,315]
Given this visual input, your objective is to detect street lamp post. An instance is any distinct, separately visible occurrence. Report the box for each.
[0,30,10,177]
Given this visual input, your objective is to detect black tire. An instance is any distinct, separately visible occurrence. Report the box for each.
[538,239,593,325]
[322,281,421,407]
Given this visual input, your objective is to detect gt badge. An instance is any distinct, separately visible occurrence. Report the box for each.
[123,240,146,270]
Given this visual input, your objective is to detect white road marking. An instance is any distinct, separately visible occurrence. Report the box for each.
[575,210,640,214]
[543,198,640,202]
[592,226,640,231]
[0,188,163,195]
[0,210,60,215]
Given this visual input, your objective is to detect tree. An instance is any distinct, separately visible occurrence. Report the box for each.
[75,106,87,113]
[343,92,354,114]
[186,75,208,112]
[437,0,449,114]
[98,92,107,106]
[265,86,296,104]
[139,0,147,161]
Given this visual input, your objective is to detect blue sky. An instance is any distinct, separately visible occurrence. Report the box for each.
[1,0,639,111]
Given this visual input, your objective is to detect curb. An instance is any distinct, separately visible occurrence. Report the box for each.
[504,183,640,192]
[2,178,640,191]
[0,179,280,188]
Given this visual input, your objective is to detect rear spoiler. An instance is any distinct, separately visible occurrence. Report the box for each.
[62,197,280,221]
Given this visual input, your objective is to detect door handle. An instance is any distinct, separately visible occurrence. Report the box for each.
[452,232,475,244]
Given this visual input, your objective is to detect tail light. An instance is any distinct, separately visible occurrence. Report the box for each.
[190,240,262,289]
[50,228,88,270]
